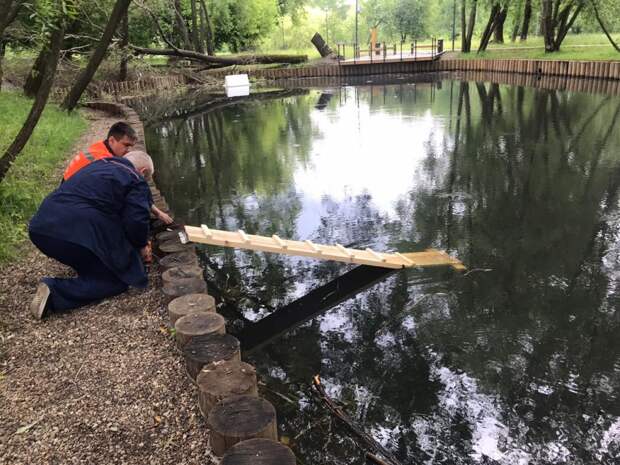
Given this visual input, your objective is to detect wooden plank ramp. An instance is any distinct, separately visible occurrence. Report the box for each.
[183,225,465,271]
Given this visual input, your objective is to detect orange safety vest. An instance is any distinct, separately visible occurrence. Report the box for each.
[63,140,114,181]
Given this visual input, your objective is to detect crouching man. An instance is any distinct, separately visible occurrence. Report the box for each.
[28,151,155,319]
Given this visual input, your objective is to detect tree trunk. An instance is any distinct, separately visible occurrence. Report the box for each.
[478,3,500,52]
[198,0,214,56]
[61,0,131,111]
[173,0,191,49]
[590,0,620,52]
[493,7,508,43]
[24,43,52,97]
[0,0,23,91]
[0,20,64,183]
[190,0,203,53]
[119,9,129,80]
[0,0,23,39]
[463,0,478,53]
[555,5,582,50]
[461,0,466,52]
[541,0,583,52]
[0,41,6,91]
[511,9,521,42]
[520,0,532,40]
[541,0,555,51]
[130,45,307,65]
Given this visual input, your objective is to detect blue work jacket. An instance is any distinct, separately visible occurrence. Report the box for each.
[30,157,152,287]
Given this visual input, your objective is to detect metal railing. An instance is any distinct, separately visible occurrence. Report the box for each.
[336,38,444,64]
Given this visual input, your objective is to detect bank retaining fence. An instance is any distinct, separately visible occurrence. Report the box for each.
[203,58,620,83]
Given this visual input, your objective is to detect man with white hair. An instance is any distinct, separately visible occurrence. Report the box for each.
[28,151,157,319]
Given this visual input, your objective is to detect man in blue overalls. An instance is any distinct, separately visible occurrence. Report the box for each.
[28,151,155,319]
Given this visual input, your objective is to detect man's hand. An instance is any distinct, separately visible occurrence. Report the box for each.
[152,205,173,225]
[140,242,152,263]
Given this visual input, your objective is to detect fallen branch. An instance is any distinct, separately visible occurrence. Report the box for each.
[130,44,307,65]
[311,375,404,465]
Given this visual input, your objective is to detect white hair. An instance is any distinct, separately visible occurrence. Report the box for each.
[124,150,155,177]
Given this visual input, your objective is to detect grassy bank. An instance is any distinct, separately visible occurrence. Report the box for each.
[435,34,620,61]
[0,92,87,263]
[453,46,620,61]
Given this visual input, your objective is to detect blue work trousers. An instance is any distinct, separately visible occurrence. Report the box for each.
[29,232,128,312]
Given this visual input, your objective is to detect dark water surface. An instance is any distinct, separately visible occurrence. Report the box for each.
[143,77,620,464]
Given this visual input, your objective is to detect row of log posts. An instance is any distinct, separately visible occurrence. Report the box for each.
[97,94,297,461]
[149,185,296,462]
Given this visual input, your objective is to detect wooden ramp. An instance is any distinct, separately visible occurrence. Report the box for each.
[182,225,465,271]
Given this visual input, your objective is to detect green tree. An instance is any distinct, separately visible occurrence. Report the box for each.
[461,0,478,52]
[587,0,620,52]
[392,0,428,42]
[312,0,349,44]
[541,0,585,52]
[210,0,278,52]
[0,0,69,182]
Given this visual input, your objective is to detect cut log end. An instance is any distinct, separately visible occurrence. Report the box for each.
[155,229,183,243]
[162,265,203,287]
[175,312,226,349]
[196,360,258,418]
[158,239,196,254]
[162,278,207,304]
[168,293,216,326]
[221,438,296,465]
[208,395,277,456]
[183,334,241,381]
[159,251,199,272]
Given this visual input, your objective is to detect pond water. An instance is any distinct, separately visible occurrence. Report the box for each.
[143,76,620,465]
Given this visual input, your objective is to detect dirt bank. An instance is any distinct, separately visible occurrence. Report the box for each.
[0,109,216,465]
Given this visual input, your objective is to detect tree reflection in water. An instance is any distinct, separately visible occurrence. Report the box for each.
[143,80,620,465]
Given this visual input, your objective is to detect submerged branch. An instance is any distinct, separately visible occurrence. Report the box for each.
[312,375,404,465]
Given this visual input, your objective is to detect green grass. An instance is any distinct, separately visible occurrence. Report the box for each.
[445,33,620,61]
[0,92,87,263]
[453,45,620,61]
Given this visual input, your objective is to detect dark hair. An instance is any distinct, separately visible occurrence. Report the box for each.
[107,121,137,141]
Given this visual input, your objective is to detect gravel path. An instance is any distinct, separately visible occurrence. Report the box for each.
[0,110,216,465]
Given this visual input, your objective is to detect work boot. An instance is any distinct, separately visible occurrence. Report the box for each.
[30,282,51,320]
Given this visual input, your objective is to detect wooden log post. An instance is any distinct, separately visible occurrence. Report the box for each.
[208,395,278,456]
[196,360,258,418]
[221,439,296,465]
[162,277,207,303]
[159,251,199,272]
[311,32,333,58]
[175,312,226,348]
[168,293,216,326]
[183,333,241,381]
[161,265,204,288]
[158,240,196,255]
[156,229,183,243]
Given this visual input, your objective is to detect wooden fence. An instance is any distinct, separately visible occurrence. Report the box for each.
[49,59,620,104]
[50,74,187,102]
[206,58,620,82]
